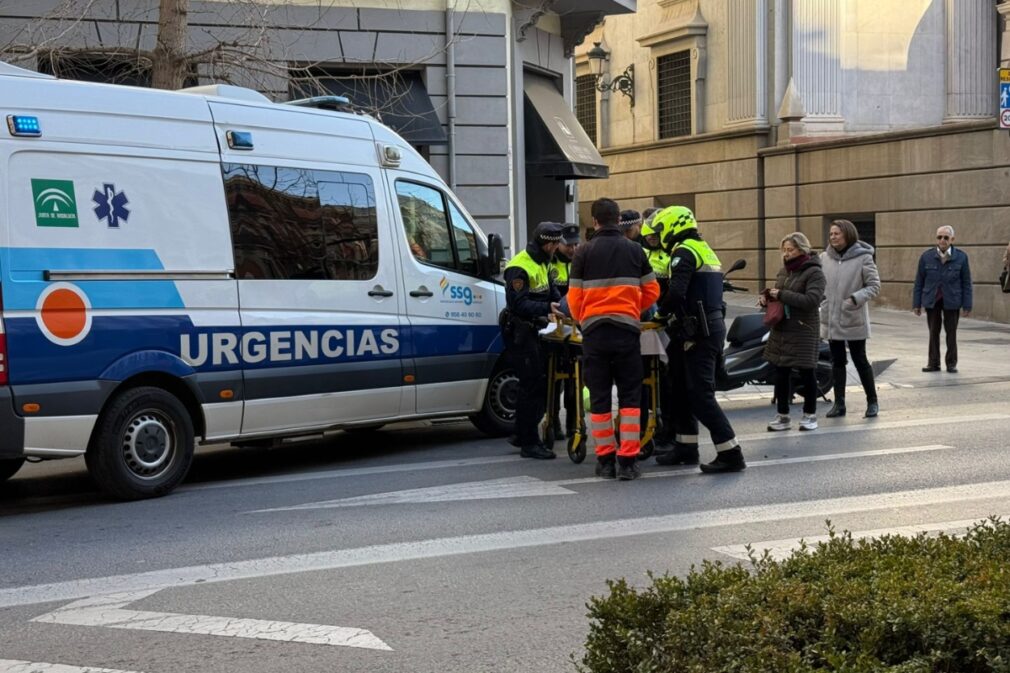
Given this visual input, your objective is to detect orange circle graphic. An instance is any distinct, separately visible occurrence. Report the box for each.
[41,288,88,340]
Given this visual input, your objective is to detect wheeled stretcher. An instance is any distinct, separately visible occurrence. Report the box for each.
[539,319,668,463]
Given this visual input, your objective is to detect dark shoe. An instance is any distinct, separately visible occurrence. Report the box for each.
[507,434,521,448]
[922,365,941,372]
[520,443,556,460]
[616,456,641,481]
[825,402,846,418]
[864,402,879,418]
[551,418,565,440]
[595,454,617,479]
[947,366,958,373]
[655,443,699,466]
[700,448,746,473]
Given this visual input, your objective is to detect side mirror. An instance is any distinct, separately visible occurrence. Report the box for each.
[484,233,506,279]
[727,258,747,274]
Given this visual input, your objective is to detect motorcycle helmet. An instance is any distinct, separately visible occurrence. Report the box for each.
[651,205,697,251]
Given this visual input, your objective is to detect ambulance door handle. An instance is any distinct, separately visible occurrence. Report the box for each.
[368,286,394,298]
[409,287,434,298]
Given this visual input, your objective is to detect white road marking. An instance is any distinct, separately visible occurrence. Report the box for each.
[0,661,143,673]
[31,589,391,651]
[731,412,1010,444]
[6,478,1010,609]
[253,445,953,511]
[254,476,576,512]
[181,455,524,492]
[712,515,1010,561]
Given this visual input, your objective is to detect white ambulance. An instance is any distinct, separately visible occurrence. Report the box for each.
[0,61,517,499]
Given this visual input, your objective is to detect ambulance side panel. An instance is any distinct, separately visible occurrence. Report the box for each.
[0,77,242,456]
[209,101,410,432]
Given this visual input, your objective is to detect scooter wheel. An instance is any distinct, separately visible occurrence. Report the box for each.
[567,435,587,463]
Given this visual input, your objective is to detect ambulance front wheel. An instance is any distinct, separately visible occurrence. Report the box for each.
[86,386,195,500]
[470,365,518,437]
[0,458,25,483]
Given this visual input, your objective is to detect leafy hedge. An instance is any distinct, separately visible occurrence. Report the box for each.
[579,519,1010,673]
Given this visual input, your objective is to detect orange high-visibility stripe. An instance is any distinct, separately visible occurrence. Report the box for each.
[617,439,640,457]
[592,429,615,439]
[595,442,616,457]
[590,412,613,423]
[619,424,640,433]
[619,408,641,417]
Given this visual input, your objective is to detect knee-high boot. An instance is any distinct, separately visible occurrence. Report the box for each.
[856,363,878,417]
[826,365,847,417]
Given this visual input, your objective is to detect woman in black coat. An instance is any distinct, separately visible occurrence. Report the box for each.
[761,232,826,431]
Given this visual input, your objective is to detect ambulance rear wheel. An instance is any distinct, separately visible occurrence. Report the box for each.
[86,387,195,500]
[470,365,518,437]
[0,458,25,483]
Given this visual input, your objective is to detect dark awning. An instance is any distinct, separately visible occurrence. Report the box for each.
[314,71,447,146]
[524,76,608,179]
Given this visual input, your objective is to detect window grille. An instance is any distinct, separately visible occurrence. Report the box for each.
[657,51,692,139]
[575,74,598,145]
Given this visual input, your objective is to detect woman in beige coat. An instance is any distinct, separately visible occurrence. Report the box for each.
[819,220,881,418]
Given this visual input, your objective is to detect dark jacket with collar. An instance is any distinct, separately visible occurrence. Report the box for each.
[913,246,973,311]
[763,255,825,370]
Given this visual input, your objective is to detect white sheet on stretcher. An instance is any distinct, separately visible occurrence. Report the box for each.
[539,323,669,364]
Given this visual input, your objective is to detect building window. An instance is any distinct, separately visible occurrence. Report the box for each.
[657,51,692,138]
[575,74,598,145]
[223,163,379,281]
[37,51,197,87]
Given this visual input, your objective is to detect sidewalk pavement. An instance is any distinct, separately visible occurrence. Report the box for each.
[720,293,1010,402]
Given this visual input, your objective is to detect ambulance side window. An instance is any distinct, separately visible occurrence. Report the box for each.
[447,201,483,277]
[395,181,455,271]
[223,163,379,281]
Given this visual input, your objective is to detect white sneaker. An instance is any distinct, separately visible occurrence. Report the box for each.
[799,414,818,431]
[767,414,791,431]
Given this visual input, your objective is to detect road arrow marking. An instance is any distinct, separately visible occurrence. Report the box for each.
[31,589,391,651]
[6,476,1010,609]
[251,444,952,512]
[0,661,144,673]
[712,514,1010,561]
[252,475,577,512]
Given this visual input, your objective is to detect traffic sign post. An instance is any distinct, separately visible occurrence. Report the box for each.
[1000,68,1010,130]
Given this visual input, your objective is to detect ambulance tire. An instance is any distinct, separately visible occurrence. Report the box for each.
[469,365,518,437]
[0,458,25,483]
[86,387,195,500]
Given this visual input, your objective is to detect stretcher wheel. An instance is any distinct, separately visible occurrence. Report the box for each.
[637,439,655,461]
[567,435,587,463]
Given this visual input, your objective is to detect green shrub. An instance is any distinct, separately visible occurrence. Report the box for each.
[578,519,1010,673]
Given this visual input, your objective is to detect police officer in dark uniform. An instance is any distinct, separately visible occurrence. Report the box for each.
[502,222,564,460]
[652,206,746,473]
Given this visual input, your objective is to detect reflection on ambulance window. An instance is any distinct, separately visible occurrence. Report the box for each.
[222,163,379,281]
[448,200,482,276]
[395,180,484,278]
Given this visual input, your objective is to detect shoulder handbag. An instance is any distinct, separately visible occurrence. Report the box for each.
[763,300,785,328]
[1001,267,1010,294]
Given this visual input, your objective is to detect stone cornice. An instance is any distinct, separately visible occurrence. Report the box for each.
[597,126,771,156]
[758,119,998,157]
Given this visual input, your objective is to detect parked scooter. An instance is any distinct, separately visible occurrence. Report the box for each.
[717,259,834,399]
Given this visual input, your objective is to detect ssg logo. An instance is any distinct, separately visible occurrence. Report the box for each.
[439,276,481,306]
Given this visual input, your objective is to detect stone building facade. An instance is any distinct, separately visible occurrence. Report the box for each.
[576,0,1010,321]
[0,0,636,254]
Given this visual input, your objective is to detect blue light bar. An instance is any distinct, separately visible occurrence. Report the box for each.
[7,115,41,137]
[226,130,253,150]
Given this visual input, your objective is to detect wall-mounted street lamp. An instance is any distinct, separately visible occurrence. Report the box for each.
[586,41,635,107]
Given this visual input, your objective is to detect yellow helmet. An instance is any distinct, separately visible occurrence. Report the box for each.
[640,222,657,237]
[652,205,698,249]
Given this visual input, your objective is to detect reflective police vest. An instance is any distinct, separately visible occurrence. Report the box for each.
[647,249,671,279]
[550,259,570,295]
[675,238,724,314]
[505,250,551,297]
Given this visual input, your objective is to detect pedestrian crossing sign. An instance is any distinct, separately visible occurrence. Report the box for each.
[1001,69,1010,129]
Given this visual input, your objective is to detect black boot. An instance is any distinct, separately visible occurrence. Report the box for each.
[595,453,617,479]
[825,365,847,418]
[856,364,878,418]
[616,455,641,481]
[700,447,746,473]
[520,443,556,460]
[655,442,699,465]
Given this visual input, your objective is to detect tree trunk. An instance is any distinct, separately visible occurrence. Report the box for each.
[151,0,188,89]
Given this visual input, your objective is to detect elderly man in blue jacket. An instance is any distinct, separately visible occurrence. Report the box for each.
[912,225,973,373]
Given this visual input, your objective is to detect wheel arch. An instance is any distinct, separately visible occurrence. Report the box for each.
[93,372,206,446]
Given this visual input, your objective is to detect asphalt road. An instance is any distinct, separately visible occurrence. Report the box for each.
[2,371,1009,672]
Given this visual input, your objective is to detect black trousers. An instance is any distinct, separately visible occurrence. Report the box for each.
[774,366,817,415]
[508,339,546,447]
[668,323,737,450]
[829,339,877,404]
[926,298,960,368]
[582,324,642,414]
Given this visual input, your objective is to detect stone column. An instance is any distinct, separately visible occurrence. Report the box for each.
[999,1,1010,67]
[793,0,843,132]
[727,0,768,126]
[946,0,997,121]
